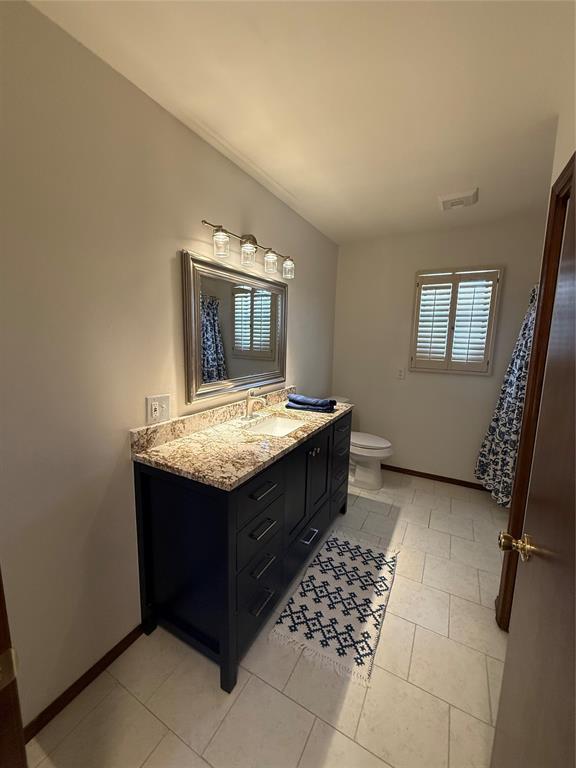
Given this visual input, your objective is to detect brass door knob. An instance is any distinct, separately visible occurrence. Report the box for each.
[498,531,536,562]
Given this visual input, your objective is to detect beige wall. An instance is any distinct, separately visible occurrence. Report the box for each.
[0,2,337,722]
[333,212,546,483]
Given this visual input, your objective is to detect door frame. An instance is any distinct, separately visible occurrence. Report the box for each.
[0,563,27,767]
[495,154,575,630]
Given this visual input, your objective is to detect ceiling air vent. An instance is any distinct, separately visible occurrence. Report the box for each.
[439,187,479,212]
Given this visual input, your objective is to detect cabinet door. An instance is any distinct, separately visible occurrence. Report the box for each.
[283,444,308,541]
[306,430,331,515]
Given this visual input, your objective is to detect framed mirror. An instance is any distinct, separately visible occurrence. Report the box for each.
[181,251,287,402]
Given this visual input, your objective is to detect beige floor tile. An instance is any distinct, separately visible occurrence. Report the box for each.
[387,576,449,635]
[491,507,510,530]
[450,537,502,574]
[409,628,491,723]
[204,676,313,768]
[412,490,451,512]
[450,499,496,523]
[283,654,366,737]
[347,492,359,506]
[449,597,507,661]
[486,657,505,725]
[473,518,501,547]
[240,621,302,690]
[357,667,449,768]
[403,524,451,558]
[147,650,250,753]
[393,504,431,527]
[411,476,436,493]
[374,613,415,679]
[142,732,210,767]
[423,555,480,602]
[478,570,500,609]
[433,481,471,500]
[26,673,117,767]
[449,708,495,767]
[299,719,390,768]
[380,470,414,492]
[341,505,369,530]
[395,546,426,582]
[355,495,392,516]
[429,510,473,540]
[107,627,189,702]
[40,686,166,768]
[362,513,407,546]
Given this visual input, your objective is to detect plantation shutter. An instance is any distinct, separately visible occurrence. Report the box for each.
[413,281,453,368]
[252,290,273,352]
[450,274,498,371]
[233,287,252,351]
[411,269,501,373]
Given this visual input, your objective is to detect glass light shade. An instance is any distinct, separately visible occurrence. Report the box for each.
[264,250,278,273]
[213,228,230,258]
[240,240,257,266]
[282,257,295,280]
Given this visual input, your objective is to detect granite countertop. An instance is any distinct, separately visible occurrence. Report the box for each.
[133,401,353,491]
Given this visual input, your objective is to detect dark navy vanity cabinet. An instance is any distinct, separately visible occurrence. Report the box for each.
[133,410,351,692]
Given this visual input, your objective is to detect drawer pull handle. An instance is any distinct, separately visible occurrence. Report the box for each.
[301,527,319,546]
[249,517,277,542]
[252,553,276,580]
[249,481,279,502]
[250,588,275,618]
[336,425,349,433]
[337,446,349,457]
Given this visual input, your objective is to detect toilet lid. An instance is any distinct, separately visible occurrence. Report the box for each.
[351,431,392,450]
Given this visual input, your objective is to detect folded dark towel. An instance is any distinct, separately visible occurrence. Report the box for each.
[286,402,335,414]
[288,394,337,409]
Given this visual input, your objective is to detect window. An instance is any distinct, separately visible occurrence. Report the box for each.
[410,268,501,374]
[232,285,276,359]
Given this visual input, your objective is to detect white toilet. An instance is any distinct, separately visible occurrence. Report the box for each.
[350,432,393,491]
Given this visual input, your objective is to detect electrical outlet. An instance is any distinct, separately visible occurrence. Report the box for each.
[145,394,171,425]
[397,368,406,380]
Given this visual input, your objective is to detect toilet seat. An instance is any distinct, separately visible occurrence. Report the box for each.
[351,432,392,451]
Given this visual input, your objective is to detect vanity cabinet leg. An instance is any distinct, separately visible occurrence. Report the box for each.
[220,658,238,693]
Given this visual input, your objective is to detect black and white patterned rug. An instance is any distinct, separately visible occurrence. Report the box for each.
[270,531,398,684]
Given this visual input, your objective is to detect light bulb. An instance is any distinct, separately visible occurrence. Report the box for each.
[264,250,278,273]
[240,236,257,266]
[282,257,295,280]
[213,227,230,258]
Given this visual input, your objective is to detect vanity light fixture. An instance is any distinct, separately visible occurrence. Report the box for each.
[212,226,230,259]
[264,249,278,273]
[201,220,295,279]
[240,234,258,266]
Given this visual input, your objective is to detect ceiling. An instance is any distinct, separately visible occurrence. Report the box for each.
[32,1,573,243]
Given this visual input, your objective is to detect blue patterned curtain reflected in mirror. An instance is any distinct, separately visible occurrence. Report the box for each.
[200,294,228,383]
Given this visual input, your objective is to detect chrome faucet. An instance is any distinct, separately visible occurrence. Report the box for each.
[245,388,266,420]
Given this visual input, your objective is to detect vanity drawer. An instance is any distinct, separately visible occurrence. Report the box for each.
[333,412,352,448]
[237,494,284,572]
[236,464,285,531]
[237,531,284,654]
[284,501,331,586]
[330,480,348,521]
[332,440,350,488]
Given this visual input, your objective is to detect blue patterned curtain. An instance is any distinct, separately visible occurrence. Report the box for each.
[200,295,228,383]
[475,286,538,506]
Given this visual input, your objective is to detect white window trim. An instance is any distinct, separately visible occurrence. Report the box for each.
[409,266,502,375]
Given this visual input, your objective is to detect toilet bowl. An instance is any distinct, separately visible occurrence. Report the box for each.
[350,431,393,491]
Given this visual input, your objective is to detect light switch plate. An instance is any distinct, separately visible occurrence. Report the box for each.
[145,394,171,425]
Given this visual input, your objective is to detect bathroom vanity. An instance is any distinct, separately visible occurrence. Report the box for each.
[132,400,352,692]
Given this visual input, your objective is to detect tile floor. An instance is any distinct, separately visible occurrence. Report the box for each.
[26,470,508,768]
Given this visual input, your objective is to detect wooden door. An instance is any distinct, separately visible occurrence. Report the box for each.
[491,158,575,767]
[0,565,27,768]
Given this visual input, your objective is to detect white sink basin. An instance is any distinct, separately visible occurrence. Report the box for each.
[244,415,306,438]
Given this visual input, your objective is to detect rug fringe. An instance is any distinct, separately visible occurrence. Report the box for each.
[268,625,371,687]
